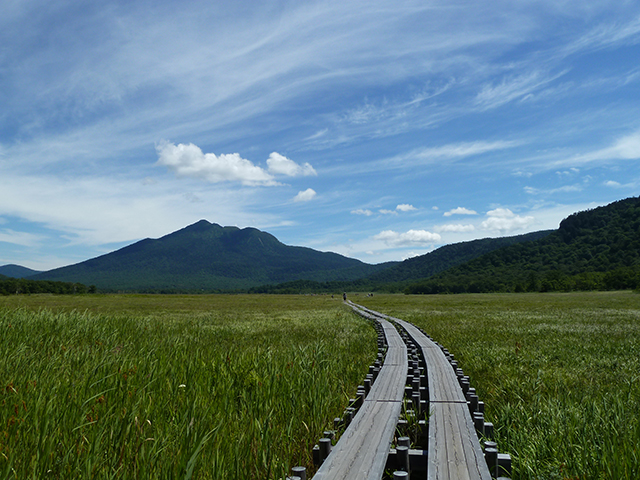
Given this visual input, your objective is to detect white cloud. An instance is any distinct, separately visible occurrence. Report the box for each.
[379,209,398,215]
[480,208,534,232]
[157,142,278,186]
[475,69,569,110]
[604,179,639,188]
[557,130,640,167]
[396,204,417,212]
[402,251,428,260]
[435,224,475,233]
[444,207,478,217]
[374,229,441,247]
[0,229,44,247]
[266,152,317,177]
[293,188,316,202]
[525,184,582,195]
[611,131,640,159]
[351,209,374,216]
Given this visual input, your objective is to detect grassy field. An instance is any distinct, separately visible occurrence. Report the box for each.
[0,294,376,479]
[3,292,639,479]
[358,291,640,480]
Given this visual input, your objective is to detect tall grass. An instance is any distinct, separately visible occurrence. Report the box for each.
[360,291,640,480]
[0,295,375,479]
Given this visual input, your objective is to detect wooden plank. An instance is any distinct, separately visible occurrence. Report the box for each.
[313,400,403,480]
[313,305,408,479]
[427,403,491,480]
[331,303,491,480]
[400,321,466,403]
[394,318,491,480]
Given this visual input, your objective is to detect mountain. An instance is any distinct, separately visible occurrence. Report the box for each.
[30,220,396,292]
[249,231,554,293]
[0,264,43,278]
[362,230,553,285]
[407,196,640,293]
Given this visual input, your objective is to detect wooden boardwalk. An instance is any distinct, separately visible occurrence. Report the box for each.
[312,303,407,479]
[314,303,491,480]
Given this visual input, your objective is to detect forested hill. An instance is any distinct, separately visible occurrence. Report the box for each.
[407,196,640,293]
[0,264,43,278]
[249,230,553,293]
[364,230,552,284]
[29,220,396,292]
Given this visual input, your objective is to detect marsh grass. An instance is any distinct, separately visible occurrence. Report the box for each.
[360,291,640,479]
[0,295,375,479]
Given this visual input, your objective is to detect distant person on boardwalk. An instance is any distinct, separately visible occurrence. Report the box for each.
[343,292,347,301]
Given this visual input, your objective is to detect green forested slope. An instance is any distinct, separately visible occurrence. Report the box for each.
[407,196,640,293]
[30,220,395,292]
[365,230,552,284]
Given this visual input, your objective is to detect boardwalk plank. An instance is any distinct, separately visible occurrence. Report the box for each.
[313,401,402,480]
[313,307,407,480]
[319,303,491,480]
[427,403,491,480]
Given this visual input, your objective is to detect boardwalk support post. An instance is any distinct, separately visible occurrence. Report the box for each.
[291,466,306,480]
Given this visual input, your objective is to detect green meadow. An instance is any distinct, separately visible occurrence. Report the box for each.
[2,292,639,479]
[359,291,640,480]
[0,295,375,479]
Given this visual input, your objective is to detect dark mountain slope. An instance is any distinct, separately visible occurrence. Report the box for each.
[407,196,640,293]
[30,220,396,291]
[0,264,43,278]
[364,230,553,284]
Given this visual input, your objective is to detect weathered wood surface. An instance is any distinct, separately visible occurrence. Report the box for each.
[427,403,490,480]
[351,304,491,480]
[313,303,407,479]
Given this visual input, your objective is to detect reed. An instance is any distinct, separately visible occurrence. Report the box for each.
[360,291,640,480]
[0,294,375,479]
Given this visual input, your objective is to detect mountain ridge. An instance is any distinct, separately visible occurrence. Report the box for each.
[406,195,640,293]
[28,220,396,291]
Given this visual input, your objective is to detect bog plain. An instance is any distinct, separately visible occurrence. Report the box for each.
[358,291,640,480]
[0,294,375,479]
[2,292,639,479]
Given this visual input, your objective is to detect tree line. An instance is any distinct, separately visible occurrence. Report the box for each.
[0,278,95,295]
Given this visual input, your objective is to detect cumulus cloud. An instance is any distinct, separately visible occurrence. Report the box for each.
[374,229,441,247]
[293,188,316,202]
[480,208,534,232]
[157,142,278,186]
[351,209,374,216]
[266,152,317,177]
[396,204,417,212]
[379,209,398,215]
[435,224,475,233]
[444,207,478,217]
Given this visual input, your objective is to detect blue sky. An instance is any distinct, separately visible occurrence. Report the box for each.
[2,1,640,271]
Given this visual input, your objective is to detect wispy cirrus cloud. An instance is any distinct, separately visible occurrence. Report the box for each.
[553,130,640,168]
[351,209,374,216]
[0,229,45,247]
[474,69,569,110]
